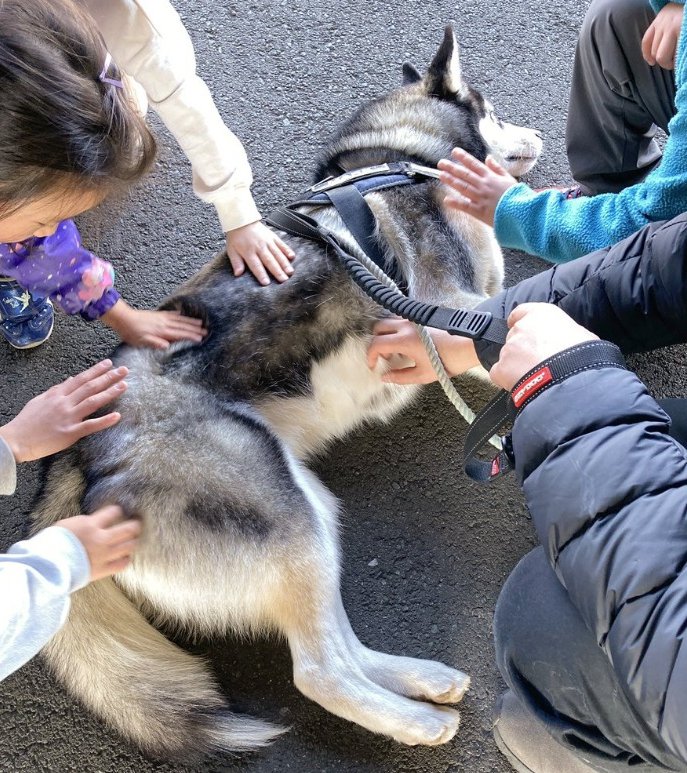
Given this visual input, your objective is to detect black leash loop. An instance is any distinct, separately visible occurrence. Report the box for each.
[462,341,629,482]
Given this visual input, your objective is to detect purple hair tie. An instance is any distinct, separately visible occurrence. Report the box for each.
[99,52,123,89]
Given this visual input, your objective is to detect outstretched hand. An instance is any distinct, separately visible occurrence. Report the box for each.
[226,221,295,285]
[0,359,128,462]
[367,318,480,384]
[438,148,518,226]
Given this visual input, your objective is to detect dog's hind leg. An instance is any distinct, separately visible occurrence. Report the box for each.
[273,468,463,746]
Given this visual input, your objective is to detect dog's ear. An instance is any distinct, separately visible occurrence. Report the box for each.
[425,26,468,100]
[402,62,422,85]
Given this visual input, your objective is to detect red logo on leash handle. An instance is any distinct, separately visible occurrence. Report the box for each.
[512,366,553,409]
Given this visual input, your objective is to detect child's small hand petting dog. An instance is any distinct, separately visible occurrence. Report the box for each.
[439,148,518,227]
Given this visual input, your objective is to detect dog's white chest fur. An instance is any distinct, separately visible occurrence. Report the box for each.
[256,335,418,459]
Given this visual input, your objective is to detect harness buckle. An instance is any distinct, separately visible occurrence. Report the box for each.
[308,161,440,194]
[400,161,441,180]
[309,164,394,193]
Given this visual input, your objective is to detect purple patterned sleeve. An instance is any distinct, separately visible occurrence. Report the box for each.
[0,220,120,320]
[80,287,120,320]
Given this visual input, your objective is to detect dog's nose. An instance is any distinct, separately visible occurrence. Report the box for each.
[533,129,543,138]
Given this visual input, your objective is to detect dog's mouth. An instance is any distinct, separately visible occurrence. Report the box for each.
[504,154,537,162]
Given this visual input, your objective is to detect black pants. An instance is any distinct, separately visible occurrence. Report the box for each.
[567,0,676,194]
[493,400,687,772]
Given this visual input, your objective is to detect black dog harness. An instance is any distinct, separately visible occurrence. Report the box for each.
[266,162,515,482]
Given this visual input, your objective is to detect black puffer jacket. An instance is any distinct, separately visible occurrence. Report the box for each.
[474,213,687,763]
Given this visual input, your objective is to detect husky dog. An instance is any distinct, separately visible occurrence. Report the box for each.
[32,28,541,761]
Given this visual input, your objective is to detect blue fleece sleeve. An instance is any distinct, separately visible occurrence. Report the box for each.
[494,4,687,263]
[0,527,90,681]
[651,1,684,12]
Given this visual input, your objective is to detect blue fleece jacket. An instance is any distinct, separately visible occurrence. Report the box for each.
[493,0,687,264]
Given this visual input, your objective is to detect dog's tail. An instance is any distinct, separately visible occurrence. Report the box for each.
[43,576,285,759]
[36,463,285,760]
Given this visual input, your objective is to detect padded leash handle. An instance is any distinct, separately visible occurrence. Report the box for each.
[462,341,628,482]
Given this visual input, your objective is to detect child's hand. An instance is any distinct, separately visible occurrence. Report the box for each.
[102,299,207,349]
[55,505,142,581]
[0,360,128,463]
[643,2,684,69]
[226,221,295,285]
[367,318,480,384]
[438,148,518,227]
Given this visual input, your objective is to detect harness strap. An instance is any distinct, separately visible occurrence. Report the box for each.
[325,185,408,293]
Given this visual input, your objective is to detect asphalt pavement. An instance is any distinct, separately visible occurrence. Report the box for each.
[3,1,684,771]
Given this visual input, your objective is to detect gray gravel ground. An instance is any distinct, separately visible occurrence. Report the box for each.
[2,1,685,771]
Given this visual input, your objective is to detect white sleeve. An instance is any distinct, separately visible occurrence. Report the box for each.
[85,0,262,233]
[0,436,16,495]
[0,527,90,681]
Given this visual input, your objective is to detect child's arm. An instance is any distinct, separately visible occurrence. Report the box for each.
[440,4,687,264]
[85,0,295,284]
[0,221,207,348]
[0,506,140,681]
[100,299,206,350]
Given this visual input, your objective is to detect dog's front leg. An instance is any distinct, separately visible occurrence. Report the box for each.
[272,530,463,746]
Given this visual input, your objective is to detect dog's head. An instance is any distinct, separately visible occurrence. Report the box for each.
[404,27,542,177]
[317,26,542,180]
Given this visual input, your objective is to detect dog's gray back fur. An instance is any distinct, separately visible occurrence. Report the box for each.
[32,28,541,760]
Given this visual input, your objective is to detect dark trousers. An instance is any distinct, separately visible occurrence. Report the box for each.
[567,0,677,194]
[493,399,687,772]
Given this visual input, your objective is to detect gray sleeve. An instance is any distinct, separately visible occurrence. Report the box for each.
[0,436,16,495]
[0,526,90,681]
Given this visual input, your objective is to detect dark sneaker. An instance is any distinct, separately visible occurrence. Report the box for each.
[0,279,54,349]
[493,690,598,773]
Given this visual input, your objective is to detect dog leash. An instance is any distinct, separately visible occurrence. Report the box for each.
[266,200,514,482]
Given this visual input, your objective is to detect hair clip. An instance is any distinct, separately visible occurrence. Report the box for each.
[99,52,124,89]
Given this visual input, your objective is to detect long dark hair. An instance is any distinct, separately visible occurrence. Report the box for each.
[0,0,157,214]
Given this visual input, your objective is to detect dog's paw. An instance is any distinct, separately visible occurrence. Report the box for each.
[360,650,470,704]
[431,670,471,704]
[394,704,461,746]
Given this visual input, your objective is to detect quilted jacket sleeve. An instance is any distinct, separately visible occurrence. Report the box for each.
[474,214,687,369]
[512,362,687,763]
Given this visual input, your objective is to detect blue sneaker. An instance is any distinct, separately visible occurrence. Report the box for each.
[0,279,54,349]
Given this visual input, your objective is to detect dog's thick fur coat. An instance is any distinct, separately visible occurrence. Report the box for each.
[32,29,541,760]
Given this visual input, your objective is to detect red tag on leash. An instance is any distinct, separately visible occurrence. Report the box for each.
[511,366,553,409]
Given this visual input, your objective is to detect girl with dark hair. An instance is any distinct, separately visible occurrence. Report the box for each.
[0,0,206,349]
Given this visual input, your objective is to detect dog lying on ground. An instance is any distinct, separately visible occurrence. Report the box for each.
[32,27,541,760]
